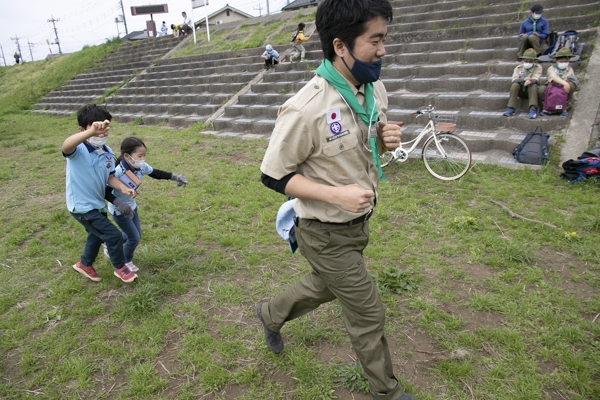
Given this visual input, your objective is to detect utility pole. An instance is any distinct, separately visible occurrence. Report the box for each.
[27,40,35,61]
[48,15,62,55]
[253,3,263,17]
[10,36,23,60]
[119,0,129,35]
[266,0,270,15]
[114,17,121,37]
[0,44,6,66]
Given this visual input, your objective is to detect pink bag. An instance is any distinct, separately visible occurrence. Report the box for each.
[543,83,568,113]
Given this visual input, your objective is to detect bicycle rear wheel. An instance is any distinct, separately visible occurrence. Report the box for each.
[380,151,396,168]
[422,133,471,180]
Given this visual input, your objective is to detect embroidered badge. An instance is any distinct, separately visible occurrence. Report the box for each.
[330,121,342,134]
[326,130,350,142]
[326,108,341,124]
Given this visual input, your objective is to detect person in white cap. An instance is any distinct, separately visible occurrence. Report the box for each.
[261,44,280,70]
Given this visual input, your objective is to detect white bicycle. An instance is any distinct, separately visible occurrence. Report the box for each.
[381,106,471,181]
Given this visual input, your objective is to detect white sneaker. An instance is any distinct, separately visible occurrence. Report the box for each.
[125,261,139,272]
[102,243,110,259]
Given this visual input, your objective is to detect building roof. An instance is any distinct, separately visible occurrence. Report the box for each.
[281,0,320,11]
[207,4,254,20]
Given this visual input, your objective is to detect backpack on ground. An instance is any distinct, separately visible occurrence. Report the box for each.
[540,30,582,62]
[561,157,600,183]
[543,83,568,114]
[290,30,299,43]
[512,127,550,165]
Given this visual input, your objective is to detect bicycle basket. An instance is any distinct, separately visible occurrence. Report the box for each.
[434,113,458,133]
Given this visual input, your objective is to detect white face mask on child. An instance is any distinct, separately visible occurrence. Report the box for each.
[127,154,145,169]
[532,13,541,20]
[557,62,569,70]
[88,136,107,148]
[523,63,533,69]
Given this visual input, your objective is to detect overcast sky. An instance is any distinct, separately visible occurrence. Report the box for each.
[0,0,292,65]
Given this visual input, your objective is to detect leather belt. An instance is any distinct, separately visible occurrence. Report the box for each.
[300,209,373,226]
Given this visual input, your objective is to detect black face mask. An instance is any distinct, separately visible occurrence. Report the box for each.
[341,46,383,84]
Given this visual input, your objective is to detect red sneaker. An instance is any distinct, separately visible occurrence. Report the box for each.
[72,261,102,282]
[114,265,138,283]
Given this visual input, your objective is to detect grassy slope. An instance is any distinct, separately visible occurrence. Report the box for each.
[0,38,122,116]
[0,28,599,400]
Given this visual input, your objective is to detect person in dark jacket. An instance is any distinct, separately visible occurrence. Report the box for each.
[517,4,549,58]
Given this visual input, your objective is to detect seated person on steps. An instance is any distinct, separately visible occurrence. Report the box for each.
[517,4,549,58]
[503,48,543,119]
[261,45,279,70]
[179,11,193,36]
[539,47,579,117]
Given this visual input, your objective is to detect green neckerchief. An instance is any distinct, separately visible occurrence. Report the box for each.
[522,66,530,92]
[315,59,386,181]
[554,63,566,78]
[529,16,537,33]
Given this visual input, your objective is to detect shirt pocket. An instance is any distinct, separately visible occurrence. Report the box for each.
[322,132,359,157]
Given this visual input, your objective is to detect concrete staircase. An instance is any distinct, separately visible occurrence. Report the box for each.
[107,47,266,127]
[211,0,599,166]
[32,0,600,166]
[33,36,180,116]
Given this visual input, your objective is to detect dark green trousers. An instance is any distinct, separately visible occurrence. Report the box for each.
[508,82,540,109]
[261,218,405,400]
[518,34,542,57]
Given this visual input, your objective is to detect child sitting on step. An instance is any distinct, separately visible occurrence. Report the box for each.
[103,137,188,272]
[503,48,543,119]
[290,23,311,62]
[539,47,579,117]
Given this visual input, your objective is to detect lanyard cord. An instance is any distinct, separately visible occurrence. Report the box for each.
[334,89,386,181]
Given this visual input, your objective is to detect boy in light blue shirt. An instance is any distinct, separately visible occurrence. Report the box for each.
[261,44,279,70]
[62,104,138,283]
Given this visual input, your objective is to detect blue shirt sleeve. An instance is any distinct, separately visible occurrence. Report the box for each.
[538,18,549,39]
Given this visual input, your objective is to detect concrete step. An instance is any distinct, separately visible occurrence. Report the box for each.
[393,0,599,24]
[127,73,255,87]
[388,13,599,43]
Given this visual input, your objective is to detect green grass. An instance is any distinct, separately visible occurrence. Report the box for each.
[0,37,122,115]
[0,112,599,399]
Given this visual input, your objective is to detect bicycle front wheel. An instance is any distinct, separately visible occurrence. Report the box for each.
[422,133,471,180]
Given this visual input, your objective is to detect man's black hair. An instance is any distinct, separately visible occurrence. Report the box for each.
[76,104,112,128]
[298,22,306,30]
[316,0,393,62]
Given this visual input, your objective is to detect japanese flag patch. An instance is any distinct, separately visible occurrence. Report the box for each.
[326,108,341,124]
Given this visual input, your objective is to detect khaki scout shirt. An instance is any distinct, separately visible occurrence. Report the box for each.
[261,74,389,223]
[546,65,575,84]
[511,63,542,83]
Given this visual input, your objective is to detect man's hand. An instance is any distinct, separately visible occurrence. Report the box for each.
[88,120,110,137]
[379,121,403,150]
[113,198,134,219]
[533,32,539,37]
[333,184,375,214]
[524,78,532,87]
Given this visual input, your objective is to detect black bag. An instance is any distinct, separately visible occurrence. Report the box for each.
[512,127,550,165]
